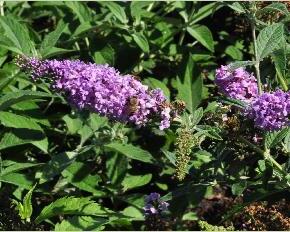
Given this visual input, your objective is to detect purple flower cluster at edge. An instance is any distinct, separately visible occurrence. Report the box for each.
[215,65,258,102]
[215,65,290,131]
[16,57,171,130]
[246,90,290,131]
[144,192,169,215]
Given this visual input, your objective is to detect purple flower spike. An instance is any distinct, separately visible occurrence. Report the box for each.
[16,57,171,130]
[246,89,290,131]
[144,192,169,215]
[144,203,158,215]
[215,65,258,102]
[145,193,161,203]
[158,201,170,211]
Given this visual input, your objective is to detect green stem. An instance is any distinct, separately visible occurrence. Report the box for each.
[276,69,288,91]
[238,136,285,174]
[178,30,186,46]
[251,21,262,95]
[238,136,264,155]
[146,2,154,12]
[0,154,2,174]
[85,37,90,48]
[188,2,196,22]
[179,3,195,46]
[74,41,80,51]
[0,1,4,16]
[263,149,284,173]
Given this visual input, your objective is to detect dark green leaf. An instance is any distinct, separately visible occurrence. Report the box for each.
[176,56,202,113]
[78,124,94,146]
[227,61,255,70]
[35,197,112,224]
[88,113,108,131]
[219,96,247,108]
[191,107,203,126]
[144,77,170,99]
[257,3,289,16]
[65,2,93,23]
[0,90,53,111]
[0,69,20,92]
[101,2,128,24]
[0,16,36,55]
[187,25,214,52]
[63,114,83,135]
[132,33,149,53]
[1,162,40,176]
[105,143,154,163]
[23,184,36,221]
[130,2,152,20]
[272,48,288,90]
[106,152,128,185]
[182,212,198,221]
[55,216,107,231]
[225,45,243,60]
[231,182,247,195]
[285,130,290,153]
[62,162,105,196]
[0,35,23,54]
[0,172,34,189]
[226,2,246,13]
[122,174,152,191]
[36,152,78,184]
[40,47,73,59]
[93,45,115,65]
[40,20,67,54]
[190,3,217,24]
[256,23,284,60]
[265,127,289,149]
[122,206,144,220]
[0,111,43,132]
[0,130,48,152]
[162,150,176,166]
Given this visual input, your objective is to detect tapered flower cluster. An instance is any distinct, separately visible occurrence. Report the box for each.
[215,65,290,131]
[215,65,258,102]
[16,56,171,130]
[175,128,196,181]
[246,90,290,131]
[144,193,169,215]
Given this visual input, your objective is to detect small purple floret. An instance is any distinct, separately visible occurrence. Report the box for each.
[246,90,290,131]
[16,57,171,130]
[215,65,258,102]
[144,192,169,215]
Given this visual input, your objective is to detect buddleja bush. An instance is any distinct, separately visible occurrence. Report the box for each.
[0,1,289,231]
